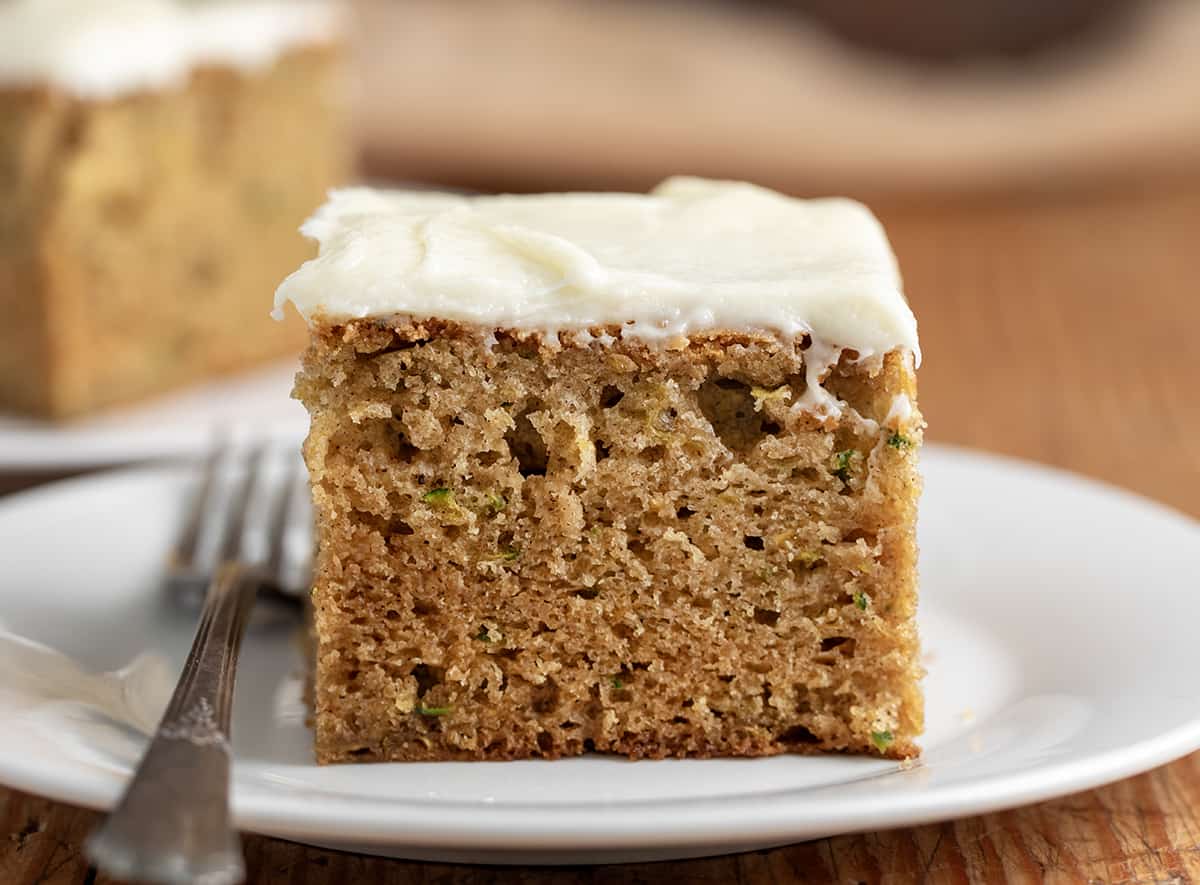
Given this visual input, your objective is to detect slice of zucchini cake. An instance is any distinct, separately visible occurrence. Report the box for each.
[275,177,924,762]
[0,0,344,417]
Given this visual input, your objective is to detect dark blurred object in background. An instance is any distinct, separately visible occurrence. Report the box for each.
[784,0,1129,60]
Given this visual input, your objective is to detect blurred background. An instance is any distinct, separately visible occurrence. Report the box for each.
[349,0,1200,197]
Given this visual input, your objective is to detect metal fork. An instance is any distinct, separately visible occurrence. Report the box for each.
[86,444,304,885]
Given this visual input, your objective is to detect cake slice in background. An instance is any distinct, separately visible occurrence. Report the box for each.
[0,0,346,418]
[277,177,924,762]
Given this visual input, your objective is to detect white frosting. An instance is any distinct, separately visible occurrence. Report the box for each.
[0,0,337,98]
[885,393,915,429]
[274,177,920,364]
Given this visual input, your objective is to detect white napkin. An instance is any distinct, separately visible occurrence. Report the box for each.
[0,621,173,736]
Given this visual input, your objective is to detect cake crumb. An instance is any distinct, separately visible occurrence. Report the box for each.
[298,319,924,762]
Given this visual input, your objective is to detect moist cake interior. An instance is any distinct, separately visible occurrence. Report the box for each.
[297,318,922,762]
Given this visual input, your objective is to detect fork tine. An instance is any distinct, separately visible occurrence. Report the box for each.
[264,454,301,582]
[216,444,268,565]
[172,439,226,569]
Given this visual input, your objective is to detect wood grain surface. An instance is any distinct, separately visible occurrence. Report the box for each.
[3,173,1199,883]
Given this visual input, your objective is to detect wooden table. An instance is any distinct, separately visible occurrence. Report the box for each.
[3,174,1200,884]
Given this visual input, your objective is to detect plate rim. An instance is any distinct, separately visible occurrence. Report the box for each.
[5,713,1200,851]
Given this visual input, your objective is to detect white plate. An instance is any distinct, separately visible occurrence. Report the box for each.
[0,445,1198,865]
[0,361,308,470]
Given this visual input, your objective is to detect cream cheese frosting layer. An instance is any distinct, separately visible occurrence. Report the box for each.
[275,177,920,363]
[0,0,337,99]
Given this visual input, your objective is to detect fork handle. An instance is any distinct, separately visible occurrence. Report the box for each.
[86,563,260,885]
